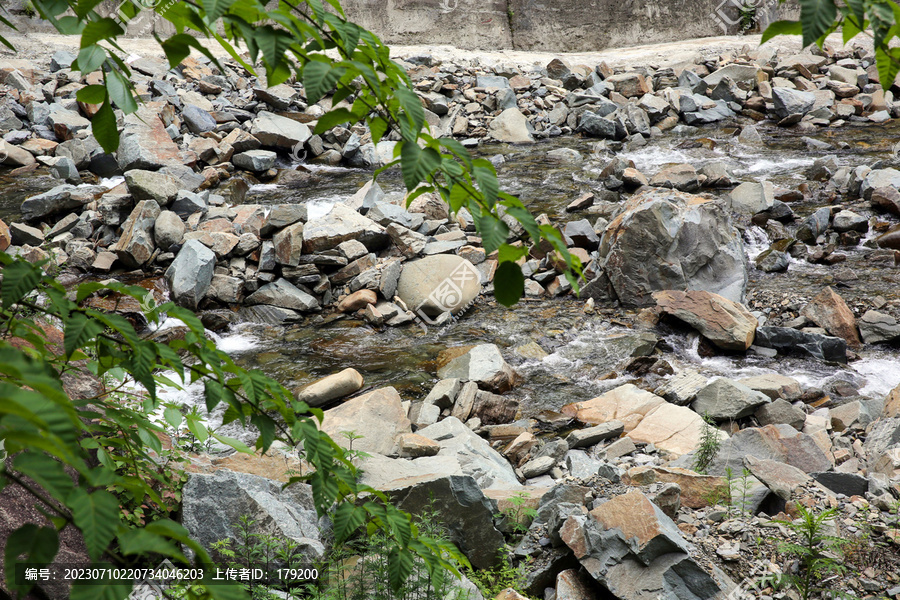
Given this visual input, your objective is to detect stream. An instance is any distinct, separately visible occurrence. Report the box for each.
[6,121,900,439]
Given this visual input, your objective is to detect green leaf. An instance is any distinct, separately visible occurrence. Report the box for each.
[74,44,106,74]
[80,18,123,48]
[332,502,365,544]
[313,107,356,134]
[76,84,107,104]
[799,0,837,47]
[211,432,254,454]
[844,0,865,26]
[760,20,804,44]
[842,13,863,44]
[200,0,237,23]
[396,87,425,142]
[91,100,119,154]
[387,547,415,592]
[1,259,41,310]
[63,312,103,359]
[303,59,341,104]
[471,209,509,254]
[493,261,525,307]
[164,407,182,429]
[67,489,119,561]
[399,141,442,191]
[4,525,59,593]
[117,529,186,561]
[369,115,389,144]
[12,452,74,501]
[876,46,900,92]
[107,69,138,113]
[206,583,251,600]
[185,415,209,442]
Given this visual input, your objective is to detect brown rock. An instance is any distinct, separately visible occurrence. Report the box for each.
[395,433,441,458]
[338,289,378,313]
[0,139,36,166]
[871,186,900,216]
[113,200,160,268]
[885,383,900,418]
[556,569,598,600]
[589,489,689,561]
[622,466,729,509]
[295,368,364,407]
[801,286,862,348]
[744,455,810,500]
[273,221,304,266]
[472,390,519,425]
[0,219,10,251]
[653,289,757,351]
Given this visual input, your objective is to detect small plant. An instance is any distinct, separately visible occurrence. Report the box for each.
[771,504,851,600]
[501,492,537,536]
[467,548,530,600]
[692,412,721,475]
[341,430,371,464]
[738,1,758,31]
[724,467,754,518]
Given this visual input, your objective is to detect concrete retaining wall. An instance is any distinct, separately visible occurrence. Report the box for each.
[5,0,800,52]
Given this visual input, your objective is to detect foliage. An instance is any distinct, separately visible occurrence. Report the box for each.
[498,492,537,537]
[724,467,754,518]
[0,253,465,599]
[738,1,759,31]
[764,0,900,90]
[0,0,581,305]
[466,549,530,600]
[770,504,852,600]
[691,412,720,475]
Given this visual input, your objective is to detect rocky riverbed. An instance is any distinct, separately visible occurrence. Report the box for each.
[2,29,900,600]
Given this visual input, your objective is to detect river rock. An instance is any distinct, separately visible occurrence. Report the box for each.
[729,181,775,214]
[0,139,36,167]
[754,326,847,363]
[743,456,810,500]
[649,164,699,192]
[337,289,377,313]
[125,169,179,205]
[182,104,217,134]
[9,222,44,246]
[273,221,304,266]
[738,373,802,400]
[181,470,325,563]
[250,111,312,149]
[812,471,868,497]
[118,107,183,170]
[153,210,185,251]
[858,310,900,344]
[579,111,618,139]
[561,384,725,457]
[800,287,862,348]
[622,466,728,509]
[294,368,364,407]
[246,278,319,312]
[113,200,160,268]
[605,72,650,98]
[565,421,625,448]
[396,254,481,318]
[693,377,770,421]
[232,149,277,172]
[694,424,833,476]
[437,344,517,393]
[302,204,387,252]
[864,418,900,456]
[47,106,90,140]
[772,87,816,120]
[652,290,757,351]
[377,473,505,569]
[599,187,747,306]
[0,220,10,251]
[870,186,900,215]
[165,239,215,309]
[320,386,411,455]
[489,107,534,143]
[797,206,831,243]
[860,168,900,201]
[20,184,90,221]
[755,398,806,431]
[417,417,521,489]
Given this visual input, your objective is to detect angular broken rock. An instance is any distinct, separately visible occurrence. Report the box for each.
[246,278,319,312]
[165,239,216,309]
[114,200,161,268]
[437,344,518,393]
[652,289,757,351]
[800,286,862,348]
[321,386,411,455]
[622,466,729,509]
[691,377,771,421]
[302,204,387,252]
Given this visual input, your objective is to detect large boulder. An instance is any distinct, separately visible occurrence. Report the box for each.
[396,254,481,318]
[437,344,517,393]
[181,470,326,562]
[302,204,387,252]
[165,240,216,309]
[561,384,726,457]
[154,210,185,251]
[652,290,757,351]
[114,200,160,268]
[599,188,747,306]
[378,473,505,569]
[800,287,862,348]
[772,87,816,120]
[417,417,521,490]
[20,184,101,222]
[691,378,771,421]
[489,108,534,143]
[622,466,728,509]
[754,326,847,363]
[246,279,319,312]
[320,386,411,455]
[250,111,312,150]
[118,107,183,171]
[125,169,179,205]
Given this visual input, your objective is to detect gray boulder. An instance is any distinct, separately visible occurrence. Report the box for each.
[125,169,179,205]
[182,470,326,563]
[233,150,277,172]
[489,108,534,144]
[599,187,748,306]
[114,200,160,268]
[396,254,481,318]
[859,310,900,344]
[165,239,216,309]
[754,327,847,363]
[772,87,816,120]
[182,105,217,134]
[20,184,87,221]
[437,344,517,393]
[246,278,320,312]
[250,111,312,149]
[302,204,387,252]
[691,378,771,421]
[153,210,185,251]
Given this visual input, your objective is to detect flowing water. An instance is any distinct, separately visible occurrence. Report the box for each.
[7,121,900,435]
